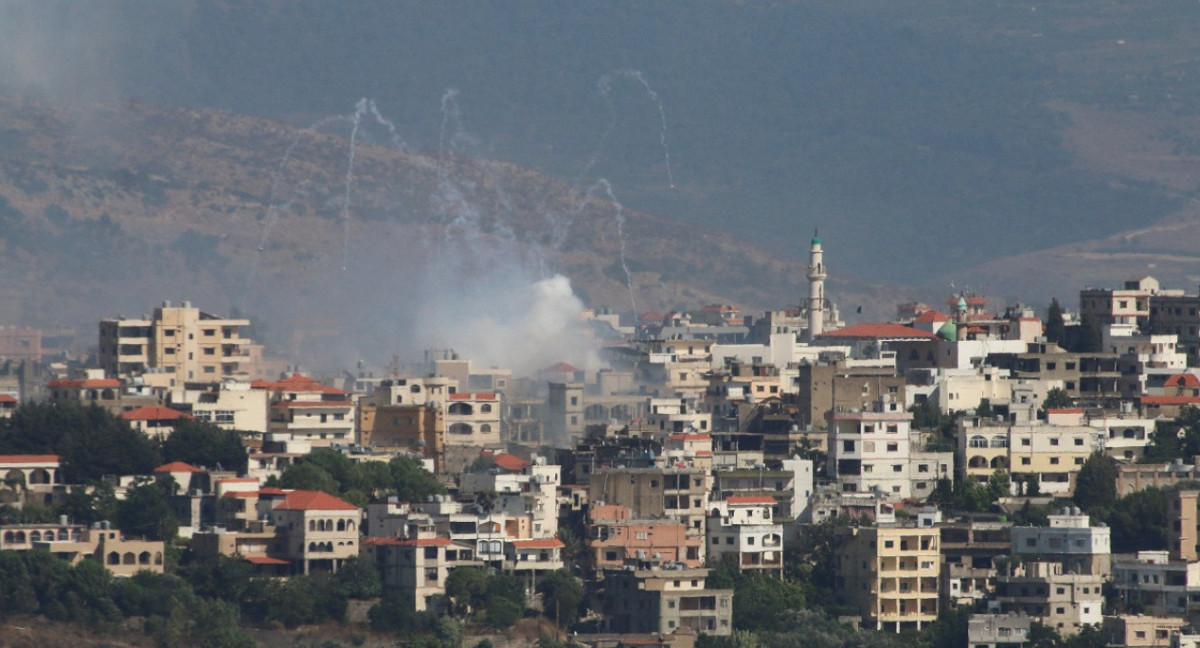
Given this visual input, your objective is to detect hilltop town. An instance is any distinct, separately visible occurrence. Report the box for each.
[4,238,1200,648]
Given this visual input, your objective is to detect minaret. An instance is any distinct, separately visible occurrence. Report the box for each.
[807,231,826,341]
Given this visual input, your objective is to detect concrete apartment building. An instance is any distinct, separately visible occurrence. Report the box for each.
[1149,292,1200,361]
[996,561,1103,636]
[967,614,1032,648]
[705,496,783,575]
[259,374,355,447]
[1112,551,1200,621]
[445,391,502,447]
[957,408,1103,496]
[99,301,253,385]
[172,379,269,434]
[1102,615,1185,648]
[1080,277,1181,331]
[588,467,712,537]
[363,530,479,612]
[586,504,704,571]
[601,566,733,636]
[835,524,942,632]
[792,356,906,437]
[827,395,952,501]
[1010,508,1111,577]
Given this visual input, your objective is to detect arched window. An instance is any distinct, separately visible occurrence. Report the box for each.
[123,552,136,565]
[154,552,163,565]
[969,435,988,448]
[481,404,492,413]
[337,519,346,531]
[29,531,41,542]
[480,424,492,433]
[57,529,68,541]
[990,436,1008,448]
[411,384,421,393]
[347,520,356,531]
[990,457,1009,469]
[15,532,25,543]
[138,552,151,565]
[968,456,988,469]
[449,423,473,435]
[309,542,318,552]
[107,552,120,565]
[3,531,14,543]
[71,530,82,542]
[310,520,317,531]
[449,402,474,416]
[29,469,51,484]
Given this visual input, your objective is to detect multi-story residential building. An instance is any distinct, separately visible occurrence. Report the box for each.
[1168,490,1200,561]
[1010,508,1111,577]
[985,342,1122,404]
[792,356,906,437]
[827,396,952,501]
[546,382,585,443]
[1088,412,1156,462]
[171,379,269,435]
[586,504,704,570]
[967,614,1032,648]
[588,466,712,537]
[646,395,713,435]
[46,371,167,416]
[445,392,502,447]
[941,516,1011,606]
[706,496,783,575]
[363,530,479,612]
[710,457,814,522]
[99,301,254,385]
[1081,276,1183,331]
[1118,459,1200,497]
[601,566,733,636]
[957,409,1103,496]
[835,524,942,631]
[259,374,355,447]
[459,455,560,540]
[1103,615,1185,648]
[504,537,565,593]
[1112,551,1200,621]
[1149,291,1200,361]
[996,561,1103,636]
[266,489,362,575]
[0,520,165,577]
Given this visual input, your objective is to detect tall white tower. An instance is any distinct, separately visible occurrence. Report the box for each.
[807,232,826,341]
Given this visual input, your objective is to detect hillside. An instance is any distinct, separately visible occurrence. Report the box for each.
[0,97,909,366]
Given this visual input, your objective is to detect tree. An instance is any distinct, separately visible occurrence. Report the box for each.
[336,557,382,599]
[389,456,446,501]
[278,462,340,495]
[537,569,584,628]
[976,398,994,419]
[162,419,248,474]
[1073,453,1117,512]
[0,402,161,481]
[1045,299,1066,344]
[732,573,807,632]
[1042,388,1072,413]
[987,470,1011,501]
[116,478,179,541]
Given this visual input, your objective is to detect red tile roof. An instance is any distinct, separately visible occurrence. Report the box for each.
[1047,408,1084,414]
[0,395,17,403]
[512,538,564,549]
[48,378,121,388]
[1143,395,1200,405]
[666,433,712,442]
[448,392,497,401]
[0,455,60,465]
[217,477,259,483]
[726,496,776,505]
[1165,374,1200,388]
[154,461,202,473]
[493,453,532,472]
[913,310,949,323]
[816,323,938,340]
[255,374,348,395]
[243,555,290,565]
[120,406,190,421]
[395,537,453,547]
[544,362,581,373]
[273,489,359,511]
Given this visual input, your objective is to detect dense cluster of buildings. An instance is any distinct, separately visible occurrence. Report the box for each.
[7,239,1200,645]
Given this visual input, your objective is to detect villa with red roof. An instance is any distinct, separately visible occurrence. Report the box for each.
[120,405,191,439]
[0,394,15,419]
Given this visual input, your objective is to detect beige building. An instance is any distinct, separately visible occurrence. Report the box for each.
[835,525,941,631]
[172,380,269,434]
[363,531,479,612]
[258,374,355,447]
[1103,615,1184,647]
[0,521,165,577]
[958,412,1102,496]
[828,396,952,501]
[996,561,1103,636]
[267,489,362,574]
[589,467,712,537]
[99,301,253,386]
[602,566,733,636]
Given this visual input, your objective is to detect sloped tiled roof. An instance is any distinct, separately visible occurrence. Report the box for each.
[545,362,581,373]
[913,310,949,323]
[512,538,564,549]
[273,489,359,511]
[120,406,190,421]
[255,373,348,395]
[0,455,60,465]
[1165,374,1200,388]
[154,461,202,473]
[448,392,497,401]
[48,378,121,388]
[493,453,531,472]
[0,395,17,404]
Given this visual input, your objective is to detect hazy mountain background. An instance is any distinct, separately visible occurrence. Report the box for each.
[3,0,1200,366]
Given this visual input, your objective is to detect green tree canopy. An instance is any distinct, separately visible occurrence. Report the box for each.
[162,419,248,474]
[115,478,179,541]
[1073,453,1117,512]
[537,569,584,628]
[1045,298,1066,344]
[0,402,162,481]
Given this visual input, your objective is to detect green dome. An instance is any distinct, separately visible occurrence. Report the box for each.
[956,296,967,311]
[811,236,821,245]
[936,319,957,342]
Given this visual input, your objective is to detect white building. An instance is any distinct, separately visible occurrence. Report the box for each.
[706,496,784,574]
[1011,507,1111,576]
[828,396,953,501]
